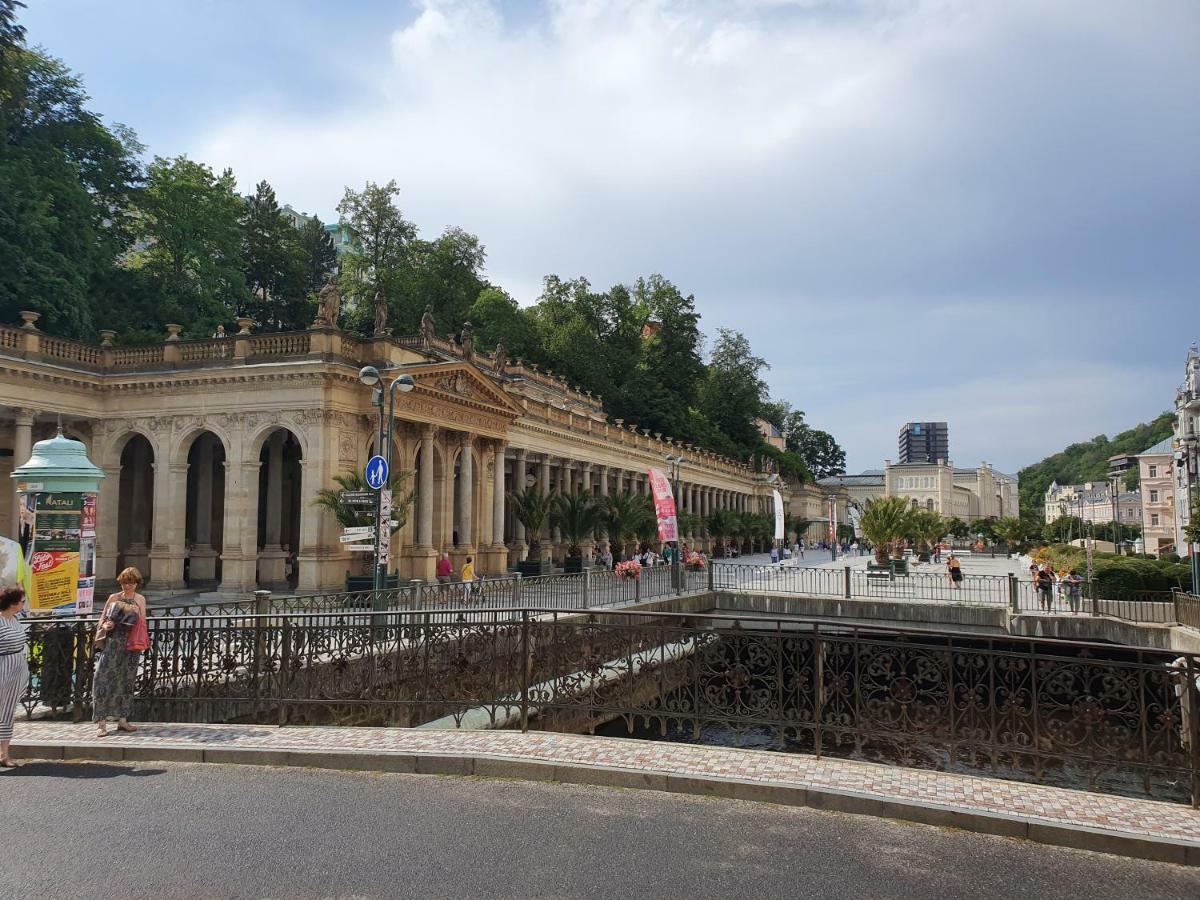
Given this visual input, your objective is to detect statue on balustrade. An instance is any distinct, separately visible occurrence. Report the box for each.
[315,275,342,328]
[421,305,436,344]
[492,340,508,377]
[373,288,389,336]
[460,321,474,360]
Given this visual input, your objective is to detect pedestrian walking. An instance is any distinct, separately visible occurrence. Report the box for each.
[770,545,779,564]
[436,551,453,584]
[0,586,29,768]
[798,540,805,559]
[946,554,963,590]
[93,567,149,737]
[461,556,476,600]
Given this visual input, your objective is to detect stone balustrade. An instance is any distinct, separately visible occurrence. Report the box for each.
[0,316,755,479]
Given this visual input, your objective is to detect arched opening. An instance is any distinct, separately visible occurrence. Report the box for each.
[256,428,302,590]
[116,435,154,582]
[184,432,226,588]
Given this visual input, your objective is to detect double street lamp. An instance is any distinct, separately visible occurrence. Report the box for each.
[359,365,415,592]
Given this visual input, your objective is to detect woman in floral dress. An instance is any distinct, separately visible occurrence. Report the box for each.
[93,567,148,737]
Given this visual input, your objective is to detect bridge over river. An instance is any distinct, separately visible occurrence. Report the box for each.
[16,557,1200,808]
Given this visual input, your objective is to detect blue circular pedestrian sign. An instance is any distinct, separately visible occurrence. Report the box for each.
[365,455,389,490]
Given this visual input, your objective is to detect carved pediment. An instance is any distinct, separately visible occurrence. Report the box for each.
[413,363,522,418]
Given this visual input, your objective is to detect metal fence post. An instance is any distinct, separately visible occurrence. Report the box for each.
[1007,574,1018,613]
[708,561,715,592]
[520,609,530,733]
[635,575,641,603]
[843,566,852,599]
[581,568,590,609]
[512,572,522,607]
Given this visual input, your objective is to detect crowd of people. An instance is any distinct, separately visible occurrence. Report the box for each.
[1029,561,1085,613]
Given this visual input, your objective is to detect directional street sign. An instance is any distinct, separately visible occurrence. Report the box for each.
[339,491,375,507]
[341,526,372,536]
[339,533,374,544]
[346,545,376,552]
[365,455,389,490]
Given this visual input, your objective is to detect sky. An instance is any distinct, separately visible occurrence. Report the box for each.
[22,0,1200,475]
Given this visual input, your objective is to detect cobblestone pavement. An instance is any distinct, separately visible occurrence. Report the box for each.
[11,720,1199,847]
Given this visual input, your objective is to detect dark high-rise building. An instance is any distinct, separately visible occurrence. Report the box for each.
[898,422,949,464]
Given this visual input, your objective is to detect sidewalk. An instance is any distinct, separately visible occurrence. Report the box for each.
[10,721,1198,865]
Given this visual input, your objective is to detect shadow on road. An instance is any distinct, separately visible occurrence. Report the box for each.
[1,762,166,779]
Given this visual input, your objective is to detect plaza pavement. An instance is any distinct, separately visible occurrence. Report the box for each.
[9,720,1199,866]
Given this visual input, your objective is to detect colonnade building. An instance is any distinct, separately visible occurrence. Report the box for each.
[0,314,783,594]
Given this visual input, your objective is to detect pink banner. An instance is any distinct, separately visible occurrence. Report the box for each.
[648,468,678,543]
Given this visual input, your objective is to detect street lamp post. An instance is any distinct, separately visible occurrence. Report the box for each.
[1109,476,1122,556]
[826,493,838,562]
[358,366,415,592]
[665,454,683,593]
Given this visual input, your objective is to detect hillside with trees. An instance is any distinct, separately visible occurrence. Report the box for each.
[1017,411,1176,516]
[0,1,845,481]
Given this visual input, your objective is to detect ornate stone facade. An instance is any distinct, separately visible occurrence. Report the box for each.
[0,320,779,593]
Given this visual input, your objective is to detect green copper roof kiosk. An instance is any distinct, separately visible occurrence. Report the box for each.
[11,428,104,615]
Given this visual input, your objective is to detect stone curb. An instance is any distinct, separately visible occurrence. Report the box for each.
[11,740,1199,867]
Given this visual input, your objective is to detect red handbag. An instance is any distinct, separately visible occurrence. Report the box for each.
[126,613,150,652]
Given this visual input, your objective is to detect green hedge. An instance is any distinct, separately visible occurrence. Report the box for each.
[1036,544,1190,593]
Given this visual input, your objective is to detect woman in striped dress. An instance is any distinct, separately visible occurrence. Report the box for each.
[0,586,29,768]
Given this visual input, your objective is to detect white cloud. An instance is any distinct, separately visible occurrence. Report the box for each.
[190,0,1200,472]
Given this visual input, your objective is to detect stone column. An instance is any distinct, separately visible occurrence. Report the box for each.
[457,434,474,548]
[152,456,187,590]
[580,462,595,558]
[256,432,287,587]
[511,449,527,561]
[418,425,435,548]
[190,437,221,583]
[538,454,552,559]
[485,441,507,573]
[10,409,34,539]
[598,465,609,497]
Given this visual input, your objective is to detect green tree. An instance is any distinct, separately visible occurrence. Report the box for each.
[337,180,416,332]
[242,180,308,331]
[697,329,769,458]
[296,214,337,296]
[129,155,247,335]
[0,23,143,338]
[396,226,487,334]
[467,287,541,363]
[992,517,1027,551]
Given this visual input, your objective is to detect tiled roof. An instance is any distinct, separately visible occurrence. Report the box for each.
[1138,437,1174,456]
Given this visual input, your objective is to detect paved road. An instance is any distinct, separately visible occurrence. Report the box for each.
[3,762,1197,899]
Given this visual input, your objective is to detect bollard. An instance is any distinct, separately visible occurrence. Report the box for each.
[253,589,271,615]
[1007,574,1018,614]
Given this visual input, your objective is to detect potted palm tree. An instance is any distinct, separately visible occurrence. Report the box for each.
[706,508,735,558]
[552,492,605,572]
[605,491,650,561]
[859,497,912,569]
[909,510,947,562]
[508,487,556,576]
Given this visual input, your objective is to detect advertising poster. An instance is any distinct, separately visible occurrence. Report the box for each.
[77,493,97,613]
[0,535,29,597]
[29,493,83,613]
[647,468,678,543]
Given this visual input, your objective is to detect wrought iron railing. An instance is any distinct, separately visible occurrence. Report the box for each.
[18,609,1200,805]
[1178,591,1200,632]
[713,563,1196,627]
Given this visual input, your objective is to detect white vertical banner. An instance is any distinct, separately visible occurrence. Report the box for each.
[772,489,784,541]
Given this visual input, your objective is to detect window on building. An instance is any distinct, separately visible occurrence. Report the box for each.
[926,499,934,510]
[1149,465,1158,478]
[1150,490,1159,502]
[1151,514,1160,526]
